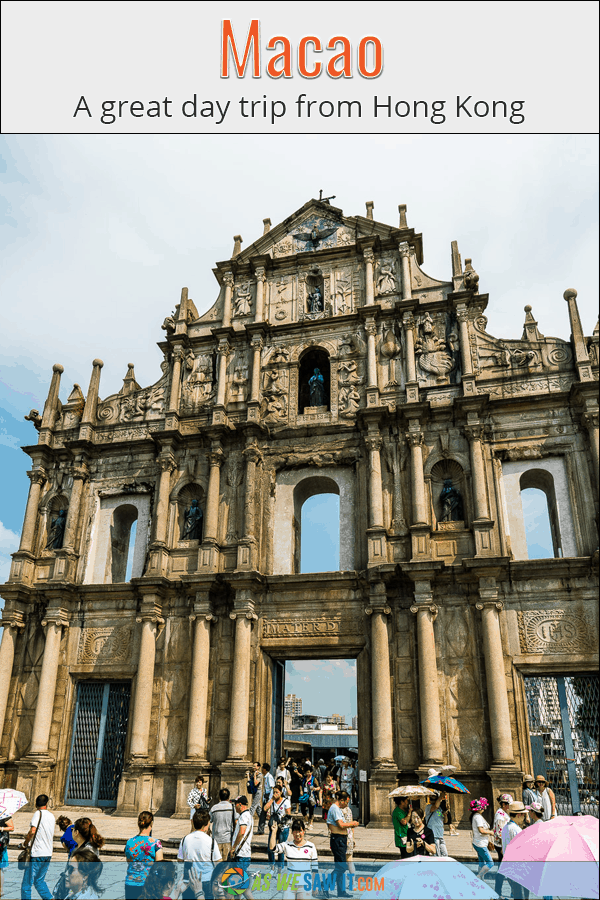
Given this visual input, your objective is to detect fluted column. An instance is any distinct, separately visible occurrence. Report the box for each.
[400,245,412,300]
[407,431,428,525]
[411,599,443,764]
[168,346,184,413]
[222,272,234,328]
[365,320,378,388]
[29,611,69,756]
[250,336,263,403]
[365,435,384,528]
[254,267,266,322]
[456,306,473,377]
[366,602,394,763]
[466,424,490,520]
[62,463,88,551]
[476,599,514,764]
[81,359,103,425]
[216,340,230,407]
[187,598,217,759]
[0,613,24,744]
[40,364,64,430]
[130,608,163,758]
[242,445,261,539]
[153,457,175,545]
[364,248,375,306]
[19,470,46,553]
[203,448,224,542]
[227,604,257,760]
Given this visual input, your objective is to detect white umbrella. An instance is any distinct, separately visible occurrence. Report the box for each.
[359,856,499,899]
[0,789,28,818]
[388,785,436,799]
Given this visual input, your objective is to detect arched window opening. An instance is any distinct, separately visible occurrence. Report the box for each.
[293,476,340,573]
[298,348,330,413]
[519,469,562,559]
[110,504,138,582]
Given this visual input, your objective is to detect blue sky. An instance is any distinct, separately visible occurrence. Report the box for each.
[286,659,357,722]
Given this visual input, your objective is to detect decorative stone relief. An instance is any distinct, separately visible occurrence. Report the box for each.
[230,360,249,402]
[77,627,131,663]
[415,312,455,384]
[262,617,362,638]
[261,368,288,425]
[233,282,253,317]
[376,259,398,296]
[181,351,214,412]
[518,610,594,653]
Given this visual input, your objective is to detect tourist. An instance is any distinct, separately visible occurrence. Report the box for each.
[57,816,78,858]
[140,860,189,899]
[340,798,356,876]
[65,848,103,899]
[424,791,448,857]
[407,807,436,856]
[288,762,302,814]
[533,776,557,820]
[124,810,164,898]
[492,793,512,897]
[264,784,292,866]
[276,757,291,788]
[502,801,530,900]
[71,818,105,858]
[392,797,412,858]
[0,812,14,898]
[257,764,275,835]
[187,775,209,826]
[21,793,56,900]
[317,759,327,785]
[299,766,320,831]
[339,759,354,799]
[326,791,357,899]
[525,801,544,823]
[177,810,221,900]
[275,776,290,799]
[248,762,264,821]
[469,797,494,881]
[210,788,236,862]
[272,818,318,900]
[522,775,536,807]
[321,772,338,822]
[230,797,254,899]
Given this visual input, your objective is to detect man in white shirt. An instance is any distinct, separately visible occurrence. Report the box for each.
[327,791,358,899]
[231,797,254,899]
[257,763,276,835]
[178,809,221,899]
[21,794,56,900]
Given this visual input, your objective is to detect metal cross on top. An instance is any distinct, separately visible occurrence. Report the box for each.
[318,189,336,203]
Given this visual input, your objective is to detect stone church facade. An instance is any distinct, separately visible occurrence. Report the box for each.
[0,198,598,822]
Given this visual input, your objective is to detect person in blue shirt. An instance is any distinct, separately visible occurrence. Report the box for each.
[57,816,78,857]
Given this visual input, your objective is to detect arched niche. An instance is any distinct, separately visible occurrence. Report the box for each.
[298,347,330,413]
[40,492,69,552]
[176,483,205,543]
[430,460,468,527]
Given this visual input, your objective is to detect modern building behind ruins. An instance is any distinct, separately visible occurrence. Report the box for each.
[0,198,598,821]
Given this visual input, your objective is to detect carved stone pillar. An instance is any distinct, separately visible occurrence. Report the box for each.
[476,594,514,765]
[465,424,490,521]
[29,610,69,756]
[0,612,24,746]
[199,447,224,572]
[222,271,234,328]
[238,444,262,570]
[365,434,384,528]
[40,364,64,432]
[215,339,230,407]
[18,470,46,554]
[62,463,88,552]
[410,594,444,764]
[407,431,427,526]
[564,288,593,382]
[250,338,263,403]
[402,312,419,403]
[80,359,103,427]
[582,409,600,493]
[456,306,473,375]
[226,601,257,761]
[400,245,412,301]
[363,247,375,306]
[365,319,378,389]
[153,457,175,545]
[365,594,394,764]
[130,605,164,758]
[168,346,184,413]
[254,267,266,322]
[187,596,217,760]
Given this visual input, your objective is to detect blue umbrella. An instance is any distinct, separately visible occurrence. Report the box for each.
[419,774,470,794]
[359,857,499,899]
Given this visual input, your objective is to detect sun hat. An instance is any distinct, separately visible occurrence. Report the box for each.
[508,801,527,813]
[526,801,544,815]
[522,774,534,783]
[497,793,513,804]
[470,797,489,812]
[427,768,441,778]
[534,775,547,783]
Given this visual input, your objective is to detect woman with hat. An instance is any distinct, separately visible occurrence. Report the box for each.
[492,794,512,897]
[501,801,530,900]
[469,798,495,881]
[522,775,536,807]
[532,776,556,820]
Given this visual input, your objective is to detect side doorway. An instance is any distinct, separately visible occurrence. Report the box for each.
[65,681,131,807]
[270,660,285,768]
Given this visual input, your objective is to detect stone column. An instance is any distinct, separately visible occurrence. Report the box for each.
[81,359,103,425]
[465,424,490,520]
[62,463,88,551]
[456,306,473,377]
[476,597,514,764]
[364,248,375,306]
[410,597,444,764]
[222,272,234,328]
[564,288,593,382]
[400,245,412,301]
[153,457,175,545]
[0,613,24,744]
[203,448,224,542]
[407,431,428,525]
[242,445,261,540]
[29,611,69,756]
[365,435,384,528]
[582,409,600,492]
[130,608,163,758]
[168,346,185,413]
[40,364,64,430]
[366,601,394,763]
[18,470,46,553]
[215,340,230,407]
[227,603,257,760]
[365,320,378,388]
[250,336,263,403]
[187,598,217,760]
[254,267,266,322]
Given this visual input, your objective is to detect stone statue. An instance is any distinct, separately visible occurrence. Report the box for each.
[440,479,464,522]
[24,408,42,430]
[182,499,203,541]
[307,285,324,313]
[377,262,397,295]
[233,283,252,317]
[46,508,67,550]
[308,368,326,407]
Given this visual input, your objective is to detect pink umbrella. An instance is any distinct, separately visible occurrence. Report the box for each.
[0,788,28,818]
[499,815,599,899]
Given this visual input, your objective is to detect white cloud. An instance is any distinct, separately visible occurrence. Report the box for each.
[0,520,19,584]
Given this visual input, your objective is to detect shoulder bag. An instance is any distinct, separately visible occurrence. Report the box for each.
[18,811,42,870]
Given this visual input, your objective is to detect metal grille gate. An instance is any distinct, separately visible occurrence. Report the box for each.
[65,682,131,807]
[524,674,599,817]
